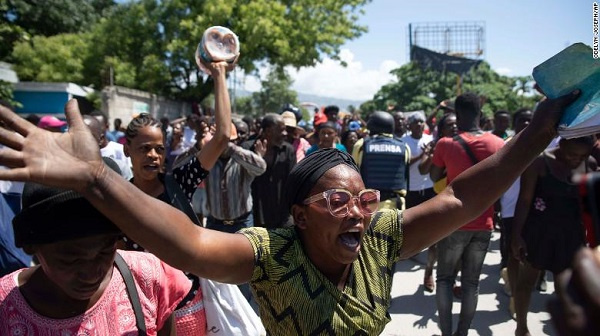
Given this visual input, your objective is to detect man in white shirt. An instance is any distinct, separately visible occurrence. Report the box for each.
[83,115,133,180]
[402,113,436,292]
[402,113,435,206]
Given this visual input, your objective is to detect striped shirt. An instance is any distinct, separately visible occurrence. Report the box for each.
[205,143,266,220]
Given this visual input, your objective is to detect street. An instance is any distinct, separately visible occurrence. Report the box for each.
[383,232,558,336]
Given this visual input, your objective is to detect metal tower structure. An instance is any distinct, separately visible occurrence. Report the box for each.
[408,21,486,61]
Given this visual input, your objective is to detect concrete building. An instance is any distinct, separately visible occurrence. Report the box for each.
[101,85,192,126]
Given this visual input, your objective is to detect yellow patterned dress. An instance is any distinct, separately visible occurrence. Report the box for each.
[240,209,403,335]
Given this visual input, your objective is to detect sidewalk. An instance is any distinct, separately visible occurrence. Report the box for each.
[382,232,558,336]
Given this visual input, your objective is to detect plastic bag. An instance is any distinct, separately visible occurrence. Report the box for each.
[200,278,266,335]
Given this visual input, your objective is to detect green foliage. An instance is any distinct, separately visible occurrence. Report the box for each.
[9,0,368,104]
[0,80,21,108]
[251,68,298,114]
[2,0,115,36]
[300,106,311,122]
[1,0,116,60]
[233,68,299,116]
[12,33,90,83]
[0,18,26,60]
[365,61,540,119]
[86,91,102,110]
[233,95,254,116]
[358,100,377,118]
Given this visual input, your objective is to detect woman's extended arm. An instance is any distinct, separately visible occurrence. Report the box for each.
[0,66,255,285]
[399,91,580,259]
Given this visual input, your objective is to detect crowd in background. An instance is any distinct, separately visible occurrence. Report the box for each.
[1,87,600,336]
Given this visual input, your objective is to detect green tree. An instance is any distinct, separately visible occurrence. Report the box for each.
[11,33,90,83]
[0,80,21,108]
[234,95,255,117]
[366,61,540,119]
[10,0,369,103]
[0,0,116,60]
[252,68,298,114]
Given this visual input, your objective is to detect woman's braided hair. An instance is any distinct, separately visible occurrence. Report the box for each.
[125,114,162,143]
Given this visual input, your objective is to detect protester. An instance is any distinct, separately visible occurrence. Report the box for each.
[37,116,66,133]
[429,92,506,336]
[90,110,116,143]
[0,160,189,335]
[160,116,173,142]
[498,107,533,299]
[426,99,454,134]
[340,129,359,154]
[323,105,340,124]
[492,110,512,140]
[0,101,30,277]
[402,113,435,209]
[305,121,346,155]
[401,113,436,292]
[233,119,250,144]
[492,110,513,140]
[165,120,185,172]
[242,115,256,139]
[243,113,296,229]
[510,136,596,336]
[244,116,263,142]
[84,115,133,180]
[281,111,310,162]
[352,111,410,210]
[117,59,234,334]
[418,111,459,296]
[313,108,328,127]
[429,112,458,194]
[182,114,201,150]
[110,118,125,143]
[204,123,266,301]
[0,64,582,334]
[205,123,266,233]
[392,111,407,138]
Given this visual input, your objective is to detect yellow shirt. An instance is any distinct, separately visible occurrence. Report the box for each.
[240,210,404,335]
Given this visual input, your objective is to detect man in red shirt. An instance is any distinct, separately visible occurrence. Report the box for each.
[430,93,505,336]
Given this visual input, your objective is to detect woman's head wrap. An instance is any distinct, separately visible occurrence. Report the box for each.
[284,148,359,211]
[12,158,122,247]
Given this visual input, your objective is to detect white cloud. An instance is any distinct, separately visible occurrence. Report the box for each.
[494,67,513,76]
[239,49,400,102]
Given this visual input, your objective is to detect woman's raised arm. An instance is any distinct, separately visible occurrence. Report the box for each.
[399,90,580,259]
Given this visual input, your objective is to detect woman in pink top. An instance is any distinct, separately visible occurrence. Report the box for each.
[0,179,190,335]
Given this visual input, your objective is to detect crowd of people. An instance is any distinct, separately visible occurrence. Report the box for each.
[0,55,599,336]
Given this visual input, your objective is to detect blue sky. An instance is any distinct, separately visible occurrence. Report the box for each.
[242,0,591,102]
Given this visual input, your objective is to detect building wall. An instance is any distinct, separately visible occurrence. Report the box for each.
[102,86,192,128]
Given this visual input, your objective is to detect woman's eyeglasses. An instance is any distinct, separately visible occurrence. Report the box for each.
[303,189,380,217]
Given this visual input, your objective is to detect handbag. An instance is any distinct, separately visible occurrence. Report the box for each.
[114,252,148,336]
[164,173,265,335]
[200,278,266,335]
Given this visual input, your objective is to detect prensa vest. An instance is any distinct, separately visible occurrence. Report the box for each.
[361,136,408,192]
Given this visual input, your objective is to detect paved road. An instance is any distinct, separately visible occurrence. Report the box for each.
[382,232,558,336]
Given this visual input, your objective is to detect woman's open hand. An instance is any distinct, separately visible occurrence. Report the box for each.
[0,99,103,192]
